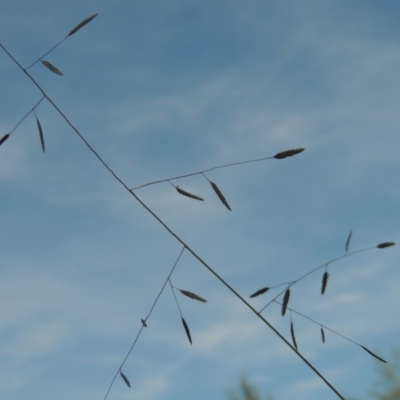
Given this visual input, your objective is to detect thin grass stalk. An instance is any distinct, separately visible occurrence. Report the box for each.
[130,149,306,191]
[276,300,388,363]
[258,243,395,314]
[0,44,345,399]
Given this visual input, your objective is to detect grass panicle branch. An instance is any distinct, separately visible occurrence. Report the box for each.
[0,41,356,400]
[169,281,194,345]
[277,300,388,363]
[256,240,395,314]
[1,97,45,142]
[130,148,306,191]
[102,247,185,400]
[24,13,98,71]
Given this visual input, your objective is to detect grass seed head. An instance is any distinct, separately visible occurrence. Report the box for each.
[68,13,99,36]
[291,321,298,350]
[274,148,305,159]
[281,288,291,316]
[41,60,63,76]
[120,371,131,388]
[181,317,192,345]
[377,242,395,249]
[321,271,329,295]
[210,181,231,211]
[249,287,270,298]
[0,133,10,146]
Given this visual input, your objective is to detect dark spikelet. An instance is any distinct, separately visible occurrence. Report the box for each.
[0,133,10,146]
[360,345,387,363]
[274,148,305,159]
[321,327,325,344]
[120,371,131,388]
[345,230,352,253]
[141,318,147,327]
[179,289,207,303]
[281,288,290,316]
[41,60,63,76]
[35,116,45,153]
[181,317,192,345]
[176,186,204,201]
[68,13,99,36]
[377,242,395,249]
[210,181,231,211]
[321,272,329,295]
[290,321,298,350]
[249,287,269,298]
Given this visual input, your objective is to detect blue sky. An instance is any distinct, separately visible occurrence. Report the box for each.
[1,1,399,399]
